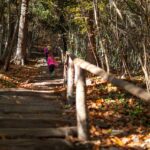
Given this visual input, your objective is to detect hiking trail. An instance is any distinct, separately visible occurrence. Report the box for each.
[0,53,77,150]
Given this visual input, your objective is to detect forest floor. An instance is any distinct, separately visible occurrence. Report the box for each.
[0,51,149,150]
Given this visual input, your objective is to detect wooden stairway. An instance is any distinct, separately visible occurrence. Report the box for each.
[0,90,77,150]
[0,61,77,150]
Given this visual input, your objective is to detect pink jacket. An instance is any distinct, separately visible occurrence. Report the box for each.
[47,56,58,66]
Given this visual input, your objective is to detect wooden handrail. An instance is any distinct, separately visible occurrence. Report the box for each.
[67,52,150,103]
[65,52,150,141]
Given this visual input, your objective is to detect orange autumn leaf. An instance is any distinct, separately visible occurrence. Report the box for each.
[110,137,124,146]
[90,125,97,134]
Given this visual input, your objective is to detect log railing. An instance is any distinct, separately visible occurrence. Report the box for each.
[65,52,150,141]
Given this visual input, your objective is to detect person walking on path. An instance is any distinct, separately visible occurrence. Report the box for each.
[47,52,58,77]
[43,47,49,60]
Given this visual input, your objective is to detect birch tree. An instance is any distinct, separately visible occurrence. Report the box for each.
[14,0,29,65]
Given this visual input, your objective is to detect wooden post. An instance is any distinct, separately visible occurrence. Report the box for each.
[67,56,74,104]
[75,65,89,140]
[63,55,68,85]
[58,47,64,63]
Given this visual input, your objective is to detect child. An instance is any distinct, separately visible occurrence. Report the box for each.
[47,52,58,77]
[43,47,49,60]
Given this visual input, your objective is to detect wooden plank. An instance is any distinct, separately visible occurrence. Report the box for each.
[30,79,64,86]
[0,139,74,150]
[0,103,62,108]
[0,88,60,98]
[0,127,77,138]
[0,113,62,119]
[0,88,53,93]
[0,104,62,113]
[0,118,71,128]
[0,95,61,104]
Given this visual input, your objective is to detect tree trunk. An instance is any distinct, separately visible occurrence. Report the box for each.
[3,20,18,71]
[14,0,29,65]
[87,9,100,66]
[57,0,68,52]
[0,1,15,65]
[0,0,5,57]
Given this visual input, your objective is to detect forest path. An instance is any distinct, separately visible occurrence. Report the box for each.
[0,54,77,150]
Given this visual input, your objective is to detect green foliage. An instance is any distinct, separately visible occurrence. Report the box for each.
[32,4,49,20]
[65,2,88,34]
[64,104,71,109]
[98,1,106,12]
[29,0,59,29]
[129,105,143,117]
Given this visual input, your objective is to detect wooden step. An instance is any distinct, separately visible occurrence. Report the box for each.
[0,104,62,113]
[0,118,71,128]
[0,139,74,150]
[0,95,60,104]
[30,79,64,86]
[0,88,60,97]
[0,127,77,138]
[0,113,62,119]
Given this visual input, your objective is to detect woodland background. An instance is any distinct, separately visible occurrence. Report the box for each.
[0,0,149,87]
[0,0,150,149]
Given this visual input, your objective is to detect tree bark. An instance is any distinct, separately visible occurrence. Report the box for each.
[87,9,100,66]
[57,0,68,52]
[14,0,29,65]
[3,20,18,71]
[0,0,5,57]
[0,1,17,66]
